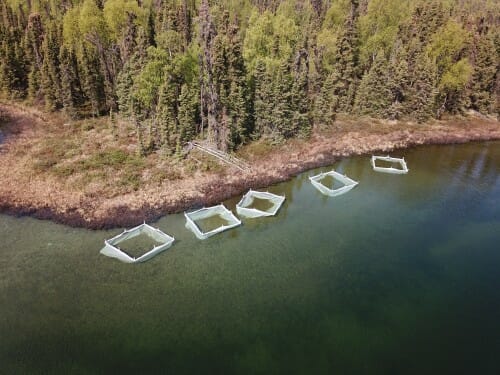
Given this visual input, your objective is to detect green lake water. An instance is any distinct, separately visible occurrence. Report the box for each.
[1,141,499,374]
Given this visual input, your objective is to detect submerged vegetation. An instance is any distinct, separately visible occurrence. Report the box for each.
[0,0,498,156]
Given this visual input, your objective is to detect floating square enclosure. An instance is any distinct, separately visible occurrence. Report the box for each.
[184,204,241,240]
[101,223,175,263]
[236,190,285,218]
[371,155,409,174]
[309,170,358,197]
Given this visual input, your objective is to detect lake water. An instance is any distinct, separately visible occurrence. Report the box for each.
[1,141,499,374]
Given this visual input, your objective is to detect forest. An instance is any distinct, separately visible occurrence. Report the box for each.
[0,0,498,155]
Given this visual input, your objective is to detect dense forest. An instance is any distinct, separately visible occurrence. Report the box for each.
[0,0,498,154]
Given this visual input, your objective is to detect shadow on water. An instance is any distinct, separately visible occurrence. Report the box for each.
[0,141,499,374]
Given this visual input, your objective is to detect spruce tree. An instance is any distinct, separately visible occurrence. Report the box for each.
[119,12,137,64]
[116,28,148,117]
[225,21,249,148]
[24,13,44,71]
[0,34,18,97]
[27,65,40,102]
[273,59,293,141]
[253,59,272,139]
[40,31,60,111]
[80,45,103,117]
[0,26,27,98]
[470,33,497,114]
[330,0,359,113]
[314,71,338,128]
[386,41,410,119]
[353,51,391,116]
[291,48,311,138]
[157,79,179,153]
[59,45,80,118]
[177,83,198,144]
[199,0,222,149]
[407,53,437,122]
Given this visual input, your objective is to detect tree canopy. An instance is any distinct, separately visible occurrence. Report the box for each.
[0,0,497,152]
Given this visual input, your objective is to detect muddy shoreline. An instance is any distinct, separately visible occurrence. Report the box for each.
[1,103,499,229]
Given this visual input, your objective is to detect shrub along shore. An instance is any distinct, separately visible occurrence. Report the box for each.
[1,103,498,229]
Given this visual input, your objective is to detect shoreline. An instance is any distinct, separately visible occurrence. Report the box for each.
[1,103,499,229]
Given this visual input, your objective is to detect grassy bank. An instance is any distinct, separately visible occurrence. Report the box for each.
[0,102,499,229]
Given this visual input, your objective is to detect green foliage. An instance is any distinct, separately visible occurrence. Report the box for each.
[133,47,169,109]
[406,53,438,122]
[80,45,104,117]
[314,72,338,127]
[329,1,360,113]
[354,51,391,116]
[79,0,110,47]
[40,23,62,111]
[0,0,497,158]
[62,7,82,48]
[358,0,411,67]
[439,58,472,92]
[470,32,497,114]
[316,0,351,73]
[103,0,147,40]
[243,7,301,74]
[253,59,273,138]
[59,45,80,118]
[291,48,311,138]
[178,83,199,144]
[427,20,470,76]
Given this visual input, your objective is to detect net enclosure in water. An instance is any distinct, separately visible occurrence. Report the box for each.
[236,190,285,218]
[371,155,409,174]
[101,223,175,264]
[309,170,359,197]
[184,204,241,240]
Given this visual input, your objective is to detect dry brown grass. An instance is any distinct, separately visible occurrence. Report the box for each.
[0,101,499,229]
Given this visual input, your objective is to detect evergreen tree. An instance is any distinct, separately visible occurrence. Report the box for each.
[177,83,198,144]
[199,0,222,149]
[220,19,250,149]
[27,65,40,102]
[470,32,497,114]
[59,45,81,118]
[353,51,391,116]
[291,47,311,137]
[228,80,248,147]
[386,41,410,119]
[177,0,192,47]
[116,27,149,117]
[0,25,27,98]
[80,45,104,117]
[0,0,497,154]
[79,0,117,112]
[40,24,62,111]
[273,59,293,141]
[406,53,437,122]
[330,0,359,113]
[157,80,178,153]
[119,12,138,64]
[314,71,339,128]
[0,33,18,97]
[253,59,273,138]
[24,13,44,70]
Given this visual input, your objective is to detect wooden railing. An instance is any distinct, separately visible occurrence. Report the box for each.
[187,141,251,172]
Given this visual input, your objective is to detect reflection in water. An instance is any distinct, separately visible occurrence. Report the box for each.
[0,141,499,374]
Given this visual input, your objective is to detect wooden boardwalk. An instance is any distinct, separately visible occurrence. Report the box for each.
[187,141,251,172]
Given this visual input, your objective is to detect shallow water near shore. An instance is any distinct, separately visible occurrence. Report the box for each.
[1,141,499,374]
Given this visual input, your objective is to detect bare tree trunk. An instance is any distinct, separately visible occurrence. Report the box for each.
[199,0,223,149]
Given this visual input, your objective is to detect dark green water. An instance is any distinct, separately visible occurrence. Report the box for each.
[1,142,499,374]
